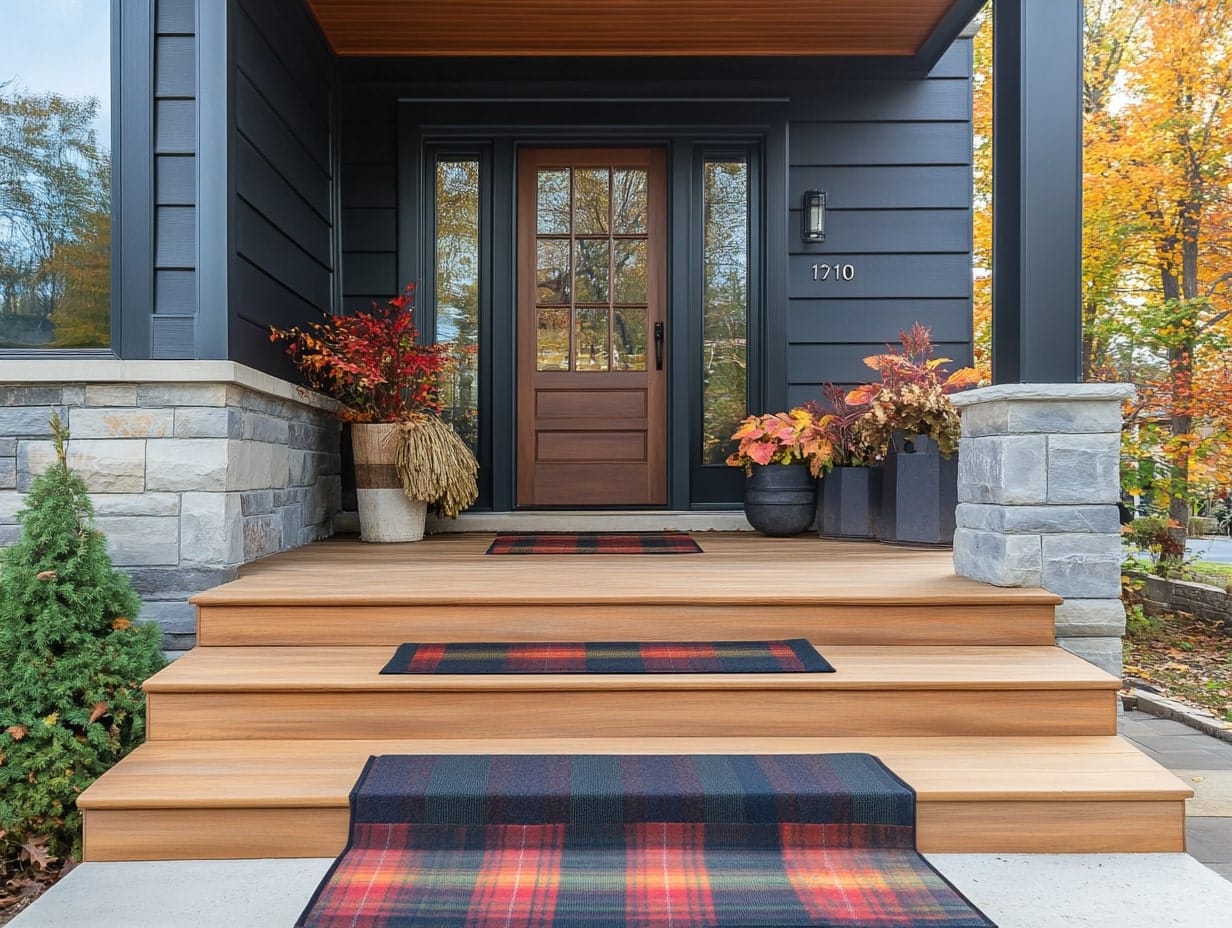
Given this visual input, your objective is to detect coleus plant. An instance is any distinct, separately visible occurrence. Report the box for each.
[725,408,834,477]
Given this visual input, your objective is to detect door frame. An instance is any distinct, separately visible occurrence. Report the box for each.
[398,100,789,511]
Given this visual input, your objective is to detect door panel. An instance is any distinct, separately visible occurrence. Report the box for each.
[516,148,668,507]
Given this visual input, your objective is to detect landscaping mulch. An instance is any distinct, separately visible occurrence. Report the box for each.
[1123,610,1232,724]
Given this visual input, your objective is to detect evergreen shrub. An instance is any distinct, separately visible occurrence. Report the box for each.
[0,415,165,864]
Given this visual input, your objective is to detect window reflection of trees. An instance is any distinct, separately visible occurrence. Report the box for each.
[0,83,111,349]
[435,159,481,451]
[702,160,749,464]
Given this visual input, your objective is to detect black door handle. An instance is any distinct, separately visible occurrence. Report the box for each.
[654,321,664,370]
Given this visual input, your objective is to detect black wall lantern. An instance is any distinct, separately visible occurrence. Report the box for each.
[801,189,826,243]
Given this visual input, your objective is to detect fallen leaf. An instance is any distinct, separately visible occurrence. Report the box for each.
[20,836,54,870]
[88,702,108,724]
[6,724,27,741]
[35,570,57,581]
[111,617,131,631]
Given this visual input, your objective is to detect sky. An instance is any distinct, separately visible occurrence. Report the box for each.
[0,0,112,145]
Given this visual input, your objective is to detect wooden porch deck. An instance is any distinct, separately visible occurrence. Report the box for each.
[78,533,1192,860]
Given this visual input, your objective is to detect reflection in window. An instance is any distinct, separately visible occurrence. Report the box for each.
[0,3,111,348]
[701,159,749,464]
[435,159,481,451]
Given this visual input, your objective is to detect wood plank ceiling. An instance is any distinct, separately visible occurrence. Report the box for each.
[305,0,965,58]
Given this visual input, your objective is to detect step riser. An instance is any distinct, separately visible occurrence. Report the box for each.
[146,690,1116,740]
[82,799,1186,861]
[196,603,1057,648]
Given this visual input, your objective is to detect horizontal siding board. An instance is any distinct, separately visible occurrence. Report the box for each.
[156,0,195,34]
[235,200,331,308]
[232,256,329,334]
[343,252,398,297]
[789,209,970,254]
[787,80,969,122]
[235,74,333,213]
[151,316,196,359]
[236,0,331,102]
[788,341,973,385]
[155,270,198,315]
[340,121,397,165]
[787,300,972,344]
[235,137,332,266]
[342,209,397,252]
[790,122,970,166]
[341,162,397,209]
[155,36,196,97]
[156,155,196,205]
[788,166,970,209]
[234,8,331,171]
[787,254,971,299]
[155,100,196,153]
[155,207,196,267]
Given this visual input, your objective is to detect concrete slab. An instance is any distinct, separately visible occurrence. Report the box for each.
[1176,768,1232,817]
[10,854,1232,928]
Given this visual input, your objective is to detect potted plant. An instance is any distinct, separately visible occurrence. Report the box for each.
[845,324,978,545]
[725,408,832,536]
[805,385,882,540]
[270,285,478,542]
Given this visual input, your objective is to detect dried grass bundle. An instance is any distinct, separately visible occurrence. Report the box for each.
[393,415,479,519]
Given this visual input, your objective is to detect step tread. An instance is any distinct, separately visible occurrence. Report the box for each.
[144,644,1118,692]
[193,534,1061,607]
[78,736,1191,810]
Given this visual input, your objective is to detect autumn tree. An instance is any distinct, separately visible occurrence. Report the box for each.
[1084,0,1232,534]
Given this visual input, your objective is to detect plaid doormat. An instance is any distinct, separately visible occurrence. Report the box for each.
[380,639,834,674]
[485,531,703,554]
[296,754,995,928]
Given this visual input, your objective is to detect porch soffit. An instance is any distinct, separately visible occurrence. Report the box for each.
[305,0,970,58]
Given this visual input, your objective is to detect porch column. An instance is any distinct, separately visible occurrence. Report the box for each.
[991,0,1083,383]
[950,384,1134,675]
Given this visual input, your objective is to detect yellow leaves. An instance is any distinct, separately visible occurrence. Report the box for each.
[43,712,58,727]
[6,724,28,741]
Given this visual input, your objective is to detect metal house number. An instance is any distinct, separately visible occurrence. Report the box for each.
[812,263,856,282]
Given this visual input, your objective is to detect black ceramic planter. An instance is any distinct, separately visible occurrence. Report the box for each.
[817,466,882,539]
[744,463,817,536]
[879,434,958,546]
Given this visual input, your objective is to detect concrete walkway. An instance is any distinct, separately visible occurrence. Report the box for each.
[9,712,1232,928]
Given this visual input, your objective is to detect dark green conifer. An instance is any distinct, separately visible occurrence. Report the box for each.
[0,414,165,861]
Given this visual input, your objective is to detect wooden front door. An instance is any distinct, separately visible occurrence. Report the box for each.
[516,148,668,507]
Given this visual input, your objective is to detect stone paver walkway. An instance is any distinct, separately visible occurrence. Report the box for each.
[1119,708,1232,881]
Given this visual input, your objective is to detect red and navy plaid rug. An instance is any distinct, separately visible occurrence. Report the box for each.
[485,532,703,554]
[297,754,995,928]
[380,639,834,674]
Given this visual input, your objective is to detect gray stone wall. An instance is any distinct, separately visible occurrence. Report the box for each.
[1143,575,1232,632]
[951,383,1135,676]
[0,364,341,657]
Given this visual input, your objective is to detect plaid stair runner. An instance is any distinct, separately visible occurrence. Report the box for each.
[297,753,995,928]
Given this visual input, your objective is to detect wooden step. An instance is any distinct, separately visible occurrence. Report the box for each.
[192,535,1060,647]
[78,736,1191,860]
[142,645,1118,740]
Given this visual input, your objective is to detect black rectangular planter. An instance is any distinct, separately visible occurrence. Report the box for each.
[816,466,882,539]
[879,435,958,546]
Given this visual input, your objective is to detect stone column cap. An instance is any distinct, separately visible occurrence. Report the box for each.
[951,382,1135,409]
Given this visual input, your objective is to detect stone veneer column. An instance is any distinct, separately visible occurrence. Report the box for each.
[0,362,341,657]
[950,383,1135,676]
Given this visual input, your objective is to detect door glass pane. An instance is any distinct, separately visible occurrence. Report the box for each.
[1,4,112,349]
[613,240,647,304]
[536,239,570,304]
[537,169,570,234]
[574,308,610,371]
[702,158,749,465]
[573,168,609,234]
[574,239,609,303]
[435,158,481,452]
[537,308,570,371]
[613,169,647,234]
[613,307,647,371]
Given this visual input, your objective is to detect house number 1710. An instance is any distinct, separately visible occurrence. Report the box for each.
[811,263,856,282]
